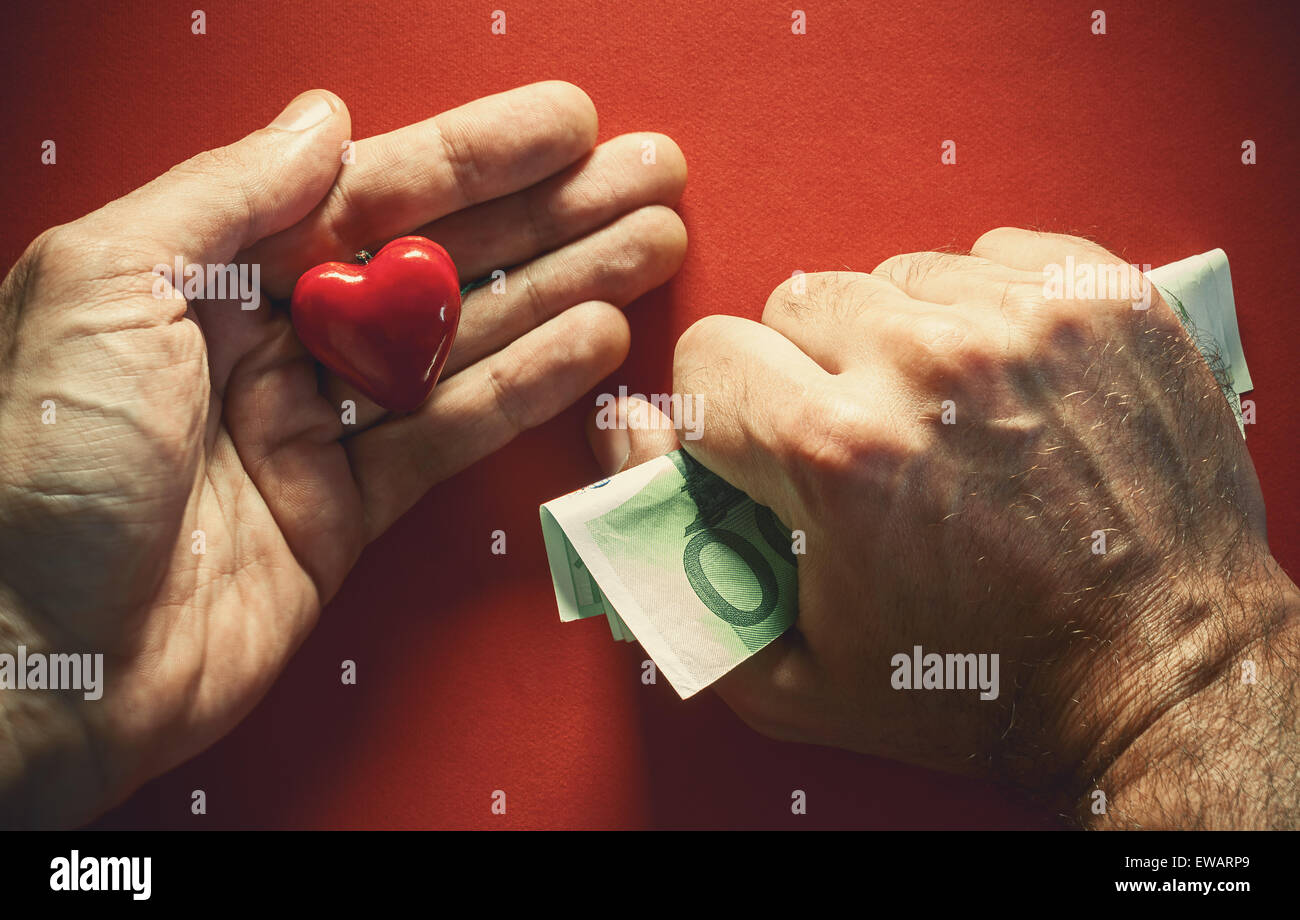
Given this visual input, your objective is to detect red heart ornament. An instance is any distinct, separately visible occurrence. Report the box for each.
[290,236,461,413]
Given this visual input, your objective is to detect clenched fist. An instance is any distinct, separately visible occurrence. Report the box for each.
[591,228,1299,829]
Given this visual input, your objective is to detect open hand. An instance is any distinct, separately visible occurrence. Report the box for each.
[0,81,686,827]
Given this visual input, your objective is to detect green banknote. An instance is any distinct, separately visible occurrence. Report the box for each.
[541,250,1251,698]
[541,450,797,697]
[1147,248,1252,433]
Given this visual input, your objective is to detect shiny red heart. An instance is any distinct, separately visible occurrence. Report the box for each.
[290,236,461,413]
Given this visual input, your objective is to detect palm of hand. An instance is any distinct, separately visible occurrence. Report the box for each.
[0,83,687,825]
[0,230,354,797]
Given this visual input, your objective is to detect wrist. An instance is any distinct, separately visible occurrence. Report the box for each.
[0,584,112,828]
[1080,560,1300,828]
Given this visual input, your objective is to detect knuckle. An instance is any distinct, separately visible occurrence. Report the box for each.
[29,222,90,266]
[779,387,902,506]
[2,228,58,308]
[516,260,550,329]
[832,273,899,316]
[884,313,1021,423]
[761,271,839,322]
[673,313,735,371]
[971,225,1028,254]
[1002,277,1050,311]
[22,226,61,272]
[870,253,906,284]
[12,221,114,298]
[484,354,541,435]
[434,119,484,208]
[325,170,374,252]
[891,312,998,381]
[761,275,806,323]
[873,251,963,293]
[764,271,890,326]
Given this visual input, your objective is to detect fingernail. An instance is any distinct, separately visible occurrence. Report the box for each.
[587,416,630,476]
[269,90,336,132]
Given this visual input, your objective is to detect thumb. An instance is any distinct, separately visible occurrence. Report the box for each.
[585,395,681,475]
[95,90,350,266]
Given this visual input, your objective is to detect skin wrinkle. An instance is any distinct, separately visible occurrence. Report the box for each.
[1053,319,1282,816]
[431,116,489,216]
[0,81,690,827]
[3,84,1294,824]
[1093,588,1300,828]
[733,230,1279,810]
[718,235,1299,827]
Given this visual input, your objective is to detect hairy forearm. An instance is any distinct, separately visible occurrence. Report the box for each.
[1084,564,1300,829]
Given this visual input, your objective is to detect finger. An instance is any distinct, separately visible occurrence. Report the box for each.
[326,204,686,435]
[712,631,828,744]
[90,89,350,268]
[348,300,630,542]
[253,81,600,297]
[585,395,681,475]
[971,226,1160,315]
[672,315,831,525]
[761,271,923,373]
[971,226,1122,273]
[420,132,688,281]
[449,205,687,375]
[871,251,1042,306]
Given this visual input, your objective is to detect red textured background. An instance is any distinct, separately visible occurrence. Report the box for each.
[3,1,1296,829]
